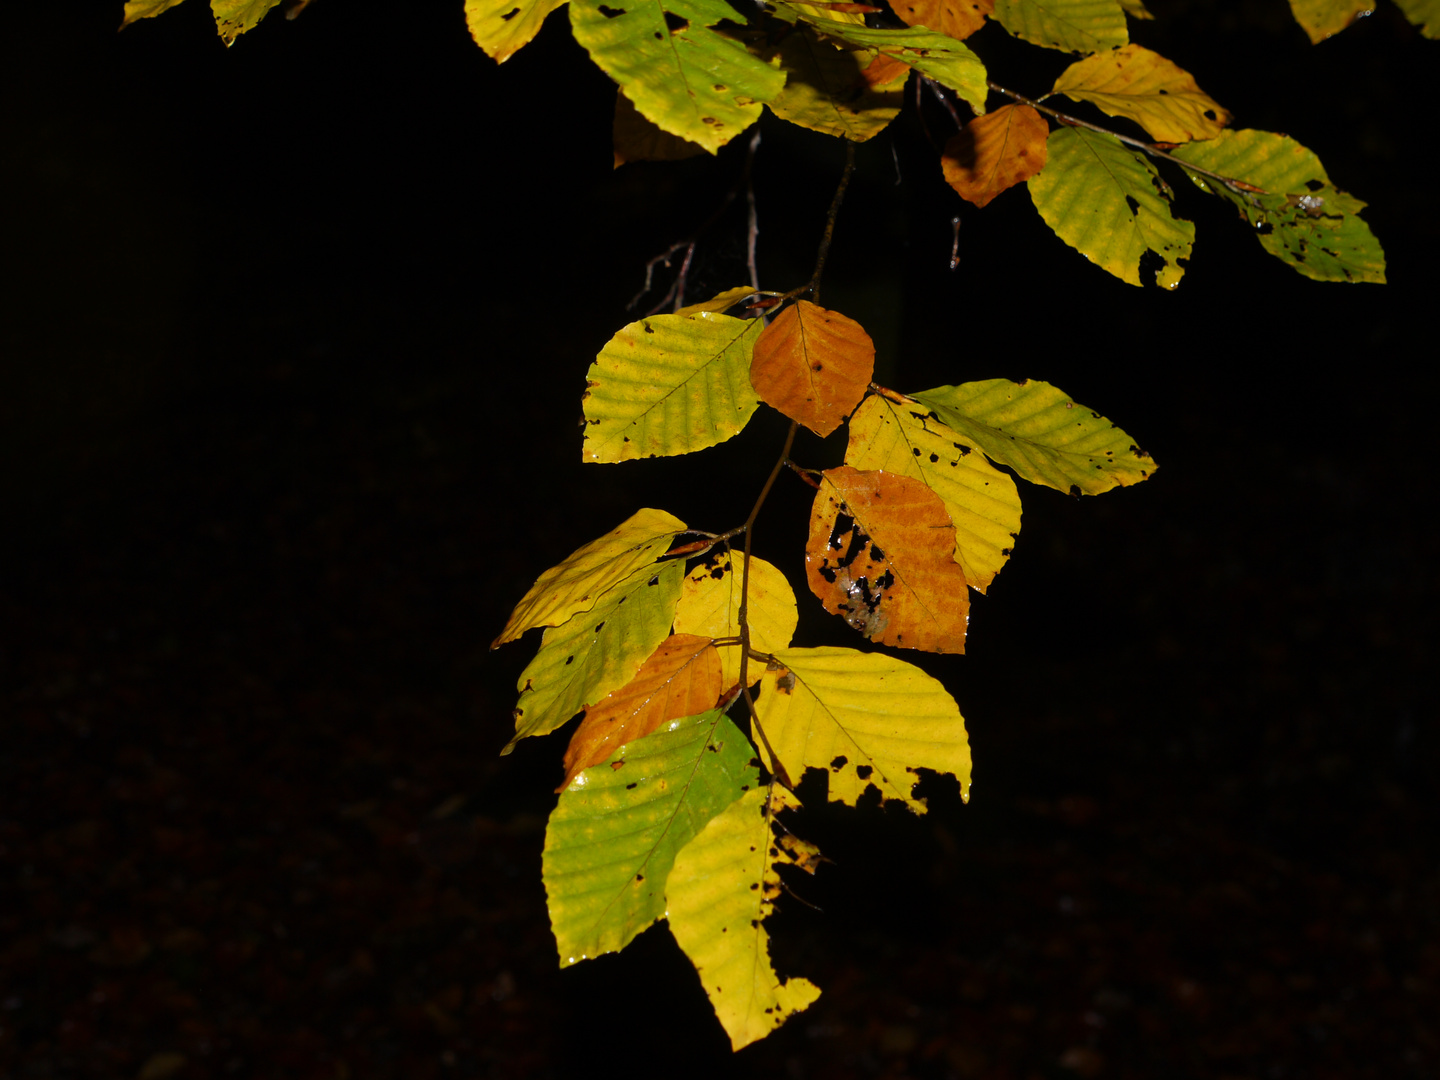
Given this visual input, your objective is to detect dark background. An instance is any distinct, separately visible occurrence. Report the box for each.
[2,2,1435,1078]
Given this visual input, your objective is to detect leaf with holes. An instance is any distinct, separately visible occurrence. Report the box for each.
[910,379,1155,495]
[1285,0,1374,43]
[1028,126,1194,288]
[583,312,764,463]
[806,466,972,654]
[890,0,993,40]
[991,0,1127,52]
[558,634,723,790]
[845,391,1021,593]
[749,301,874,437]
[212,0,282,44]
[667,785,821,1050]
[760,25,906,142]
[544,709,756,965]
[672,552,798,691]
[755,646,971,812]
[941,103,1049,208]
[1050,45,1230,144]
[466,0,570,63]
[570,0,786,153]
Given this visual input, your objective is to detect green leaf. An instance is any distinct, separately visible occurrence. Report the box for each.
[1285,0,1374,43]
[991,0,1127,53]
[569,0,785,153]
[1049,44,1230,144]
[543,709,757,965]
[909,379,1156,495]
[672,551,798,691]
[1027,126,1194,288]
[493,507,685,647]
[465,0,570,63]
[120,0,190,28]
[212,0,282,44]
[844,391,1021,593]
[582,312,765,463]
[1171,129,1385,283]
[508,559,685,752]
[667,787,821,1050]
[761,25,905,142]
[756,647,971,813]
[1393,0,1440,37]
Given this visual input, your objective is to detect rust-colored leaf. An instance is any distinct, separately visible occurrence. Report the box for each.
[941,104,1049,208]
[891,0,994,41]
[749,302,874,438]
[557,634,723,791]
[805,467,970,654]
[861,52,912,90]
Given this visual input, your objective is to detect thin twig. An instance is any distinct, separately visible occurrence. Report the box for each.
[745,129,762,292]
[949,215,962,271]
[923,76,964,132]
[808,141,856,306]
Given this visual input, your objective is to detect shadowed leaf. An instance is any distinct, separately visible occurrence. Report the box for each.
[1050,44,1230,143]
[672,552,798,690]
[991,0,1127,52]
[1392,0,1439,37]
[750,301,874,437]
[761,25,905,142]
[1285,0,1374,43]
[675,287,759,316]
[890,0,993,40]
[613,91,707,165]
[941,103,1049,208]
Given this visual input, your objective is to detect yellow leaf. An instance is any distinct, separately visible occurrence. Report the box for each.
[1286,0,1374,43]
[806,467,971,654]
[613,91,707,167]
[941,103,1049,208]
[890,0,993,40]
[211,0,282,45]
[674,287,759,317]
[1050,44,1230,144]
[749,301,874,437]
[672,551,799,690]
[120,0,189,29]
[755,647,972,812]
[844,392,1021,593]
[465,0,569,63]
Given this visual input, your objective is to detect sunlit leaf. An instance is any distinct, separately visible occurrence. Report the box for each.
[465,0,569,63]
[755,646,971,812]
[1027,126,1194,288]
[509,560,685,752]
[120,0,189,28]
[941,103,1049,208]
[212,0,282,44]
[667,786,821,1050]
[544,710,756,964]
[672,551,799,689]
[613,89,707,166]
[890,0,994,41]
[991,0,1127,52]
[583,312,764,462]
[1049,44,1230,143]
[806,467,971,654]
[675,286,759,316]
[570,0,785,153]
[493,507,685,647]
[1285,0,1374,43]
[910,379,1155,495]
[1392,0,1439,37]
[1171,129,1385,283]
[761,25,905,142]
[845,392,1021,592]
[749,301,874,437]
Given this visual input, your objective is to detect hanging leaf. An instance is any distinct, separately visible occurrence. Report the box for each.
[1049,44,1230,144]
[583,312,765,463]
[493,507,685,647]
[212,0,282,44]
[667,786,821,1050]
[990,0,1127,53]
[544,709,756,964]
[613,91,707,166]
[941,103,1049,208]
[806,467,972,654]
[749,301,875,437]
[509,560,685,752]
[760,25,906,142]
[1392,0,1439,37]
[890,0,994,41]
[672,551,799,690]
[465,0,570,63]
[1285,0,1374,43]
[558,634,723,789]
[910,379,1155,495]
[844,392,1021,592]
[1171,129,1385,283]
[1118,0,1153,18]
[570,0,786,153]
[755,646,971,812]
[675,287,760,316]
[1027,126,1194,288]
[120,0,189,27]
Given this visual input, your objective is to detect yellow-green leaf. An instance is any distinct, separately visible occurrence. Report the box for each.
[570,0,786,153]
[1027,126,1194,288]
[761,26,905,142]
[543,710,756,965]
[667,787,821,1050]
[755,647,971,813]
[1118,0,1153,18]
[1049,44,1230,143]
[845,391,1021,593]
[508,559,685,753]
[493,507,685,647]
[583,312,764,463]
[120,0,189,28]
[991,0,1127,53]
[466,0,569,63]
[613,91,708,166]
[675,286,759,316]
[672,551,799,690]
[1286,0,1374,43]
[212,0,282,44]
[909,379,1155,495]
[1171,129,1385,283]
[1393,0,1439,37]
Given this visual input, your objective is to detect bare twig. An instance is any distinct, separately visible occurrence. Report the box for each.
[746,129,762,292]
[923,76,964,132]
[808,141,856,306]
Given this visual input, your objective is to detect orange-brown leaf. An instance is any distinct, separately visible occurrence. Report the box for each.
[749,302,874,438]
[941,104,1049,209]
[890,0,993,41]
[805,467,970,654]
[557,634,723,791]
[861,52,912,90]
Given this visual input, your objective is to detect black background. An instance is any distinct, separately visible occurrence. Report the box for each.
[3,2,1436,1078]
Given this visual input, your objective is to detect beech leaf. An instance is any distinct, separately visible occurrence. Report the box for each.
[613,91,707,166]
[749,301,874,437]
[465,0,570,63]
[120,0,189,28]
[675,286,759,316]
[991,0,1128,53]
[672,551,799,691]
[1049,44,1231,144]
[755,646,972,812]
[212,0,282,44]
[760,25,906,142]
[1285,0,1375,43]
[1392,0,1439,37]
[805,466,972,654]
[1118,0,1154,18]
[941,103,1049,208]
[890,0,994,41]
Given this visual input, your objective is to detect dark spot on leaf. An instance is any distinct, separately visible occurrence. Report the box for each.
[642,321,655,333]
[913,447,922,456]
[869,544,885,562]
[1305,179,1325,192]
[1125,195,1140,215]
[953,442,969,455]
[709,566,725,580]
[598,3,625,15]
[1256,221,1273,235]
[664,11,688,31]
[831,756,848,771]
[626,782,637,789]
[1203,108,1216,120]
[874,569,895,589]
[1157,87,1169,94]
[750,883,759,891]
[776,672,796,693]
[594,622,605,633]
[500,6,521,18]
[1069,484,1082,498]
[653,30,663,38]
[565,655,574,666]
[635,873,644,882]
[818,565,837,584]
[855,765,873,780]
[1001,547,1012,556]
[929,452,939,463]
